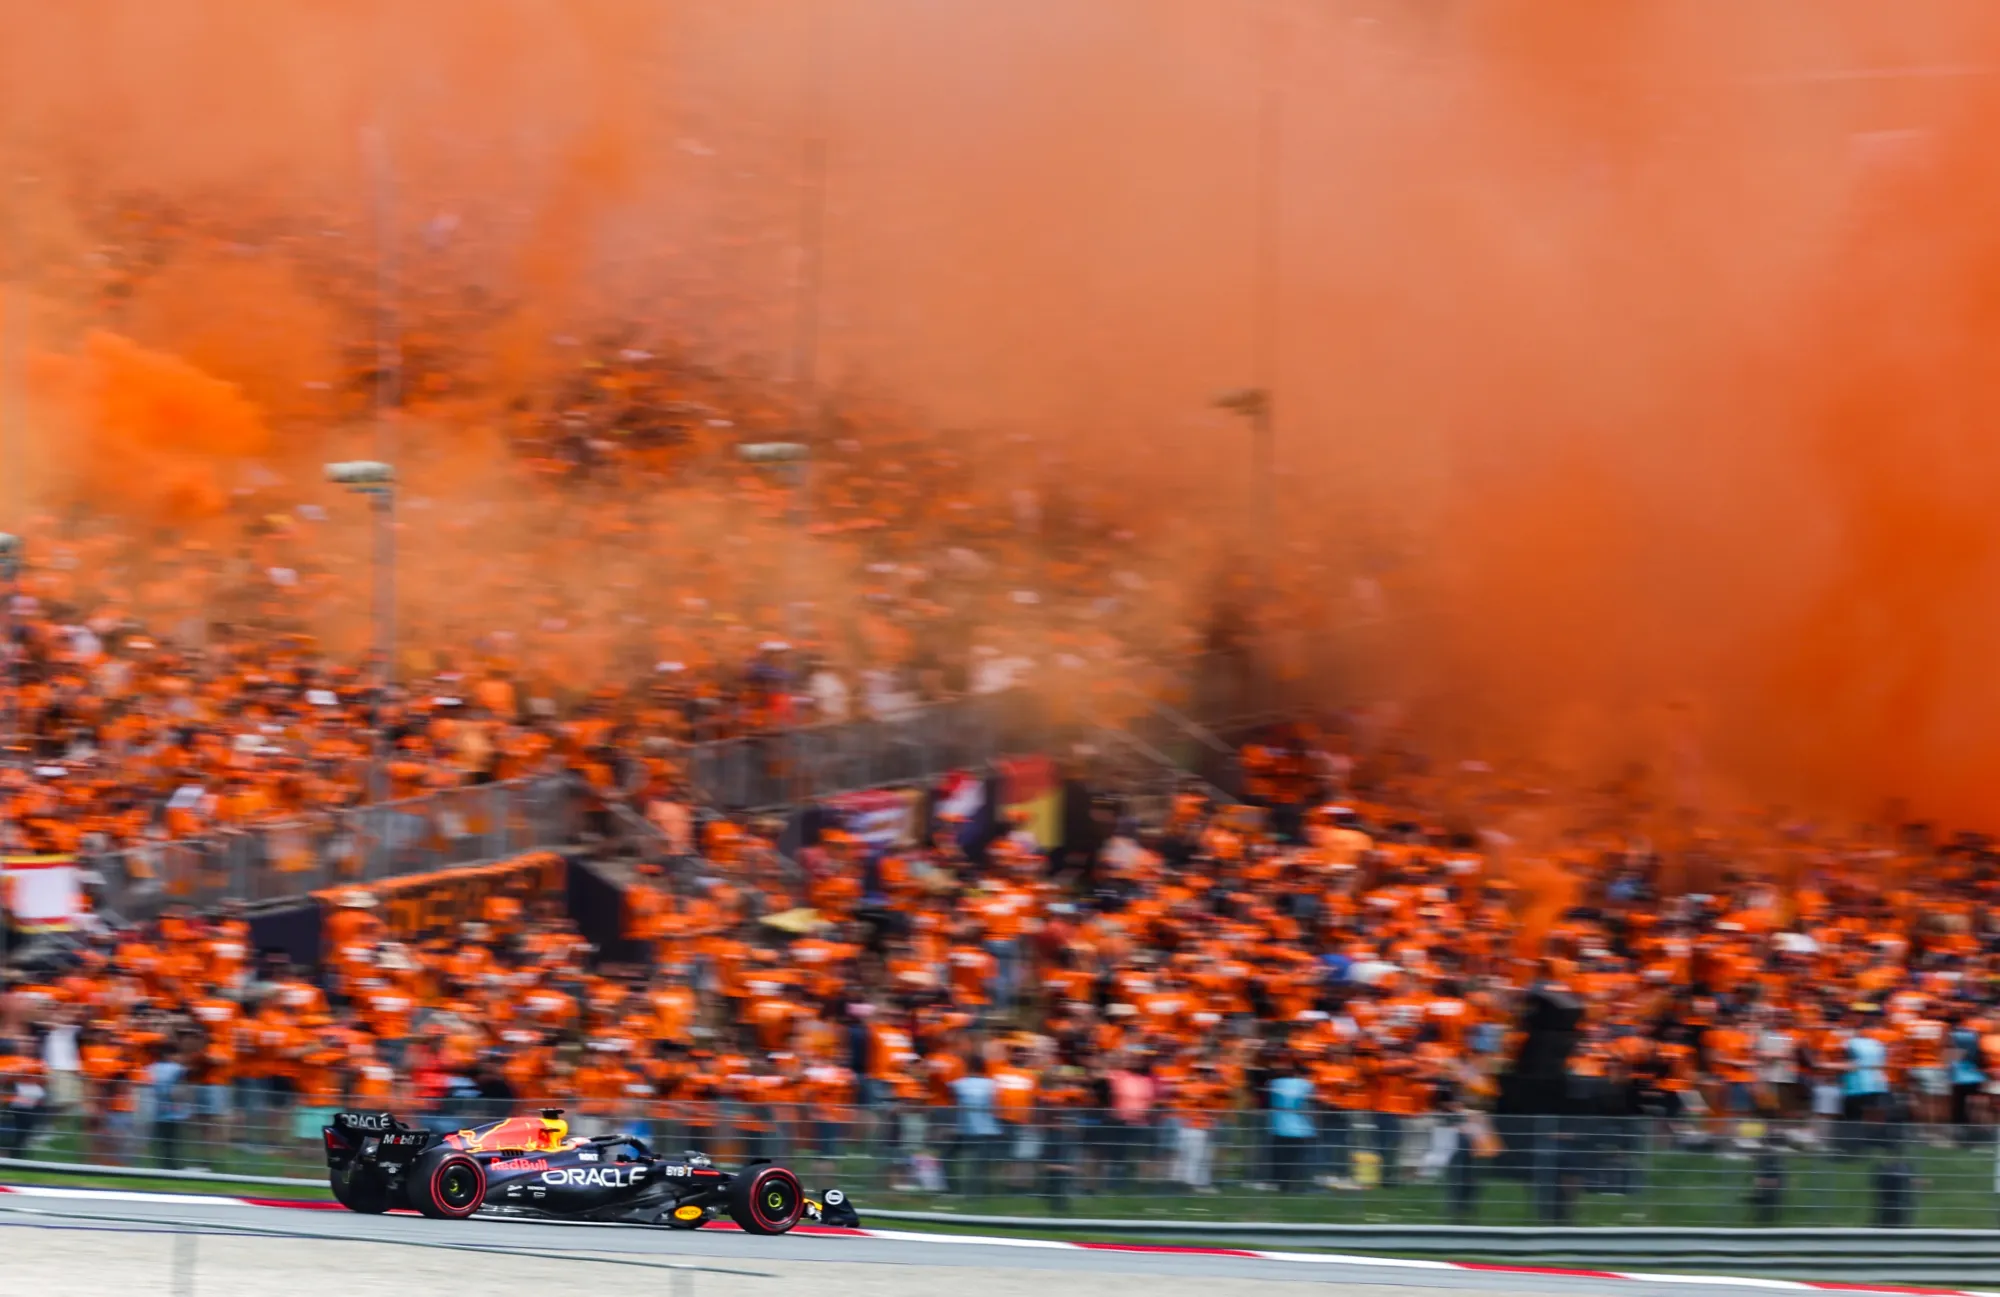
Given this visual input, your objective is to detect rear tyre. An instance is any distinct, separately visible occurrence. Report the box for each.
[409,1149,486,1220]
[329,1163,393,1215]
[727,1164,803,1235]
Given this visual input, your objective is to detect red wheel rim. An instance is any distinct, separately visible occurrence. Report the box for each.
[431,1156,485,1217]
[750,1168,800,1230]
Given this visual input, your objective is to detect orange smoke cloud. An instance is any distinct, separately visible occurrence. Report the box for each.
[29,330,271,520]
[1411,18,2000,829]
[6,1,2000,833]
[1511,858,1583,960]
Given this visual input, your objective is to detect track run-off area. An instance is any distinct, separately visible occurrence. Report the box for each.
[5,1183,1998,1297]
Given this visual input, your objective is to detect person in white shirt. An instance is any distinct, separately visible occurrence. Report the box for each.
[40,1006,82,1127]
[1755,1013,1801,1114]
[809,668,851,723]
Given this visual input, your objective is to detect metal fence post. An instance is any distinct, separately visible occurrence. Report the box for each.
[232,830,251,904]
[480,782,498,859]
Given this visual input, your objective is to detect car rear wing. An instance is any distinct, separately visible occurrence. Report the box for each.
[324,1111,433,1166]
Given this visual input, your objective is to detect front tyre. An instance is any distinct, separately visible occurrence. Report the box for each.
[727,1165,804,1235]
[329,1163,392,1215]
[409,1149,486,1220]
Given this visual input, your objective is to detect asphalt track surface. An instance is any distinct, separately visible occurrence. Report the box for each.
[8,1184,1965,1297]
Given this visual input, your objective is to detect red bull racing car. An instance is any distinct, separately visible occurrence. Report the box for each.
[322,1108,857,1234]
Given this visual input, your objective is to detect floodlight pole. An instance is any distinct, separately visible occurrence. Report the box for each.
[1250,0,1282,590]
[365,125,398,691]
[367,481,394,806]
[374,487,395,692]
[0,534,17,967]
[790,0,829,659]
[326,465,397,801]
[1,167,19,768]
[0,535,15,772]
[738,443,813,644]
[360,114,400,810]
[1206,2,1284,717]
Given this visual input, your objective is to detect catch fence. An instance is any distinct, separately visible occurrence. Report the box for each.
[681,692,1069,811]
[81,775,582,922]
[47,682,1261,930]
[9,1101,1999,1231]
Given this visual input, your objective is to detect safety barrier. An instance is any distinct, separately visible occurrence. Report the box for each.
[5,1102,1996,1234]
[844,1217,2000,1284]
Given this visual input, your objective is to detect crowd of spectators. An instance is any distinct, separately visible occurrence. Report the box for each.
[1,183,1321,871]
[0,187,1995,1220]
[4,720,1999,1216]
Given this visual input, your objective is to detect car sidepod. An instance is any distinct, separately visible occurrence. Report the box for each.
[484,1146,668,1217]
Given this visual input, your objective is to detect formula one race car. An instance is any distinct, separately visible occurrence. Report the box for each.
[322,1108,858,1234]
